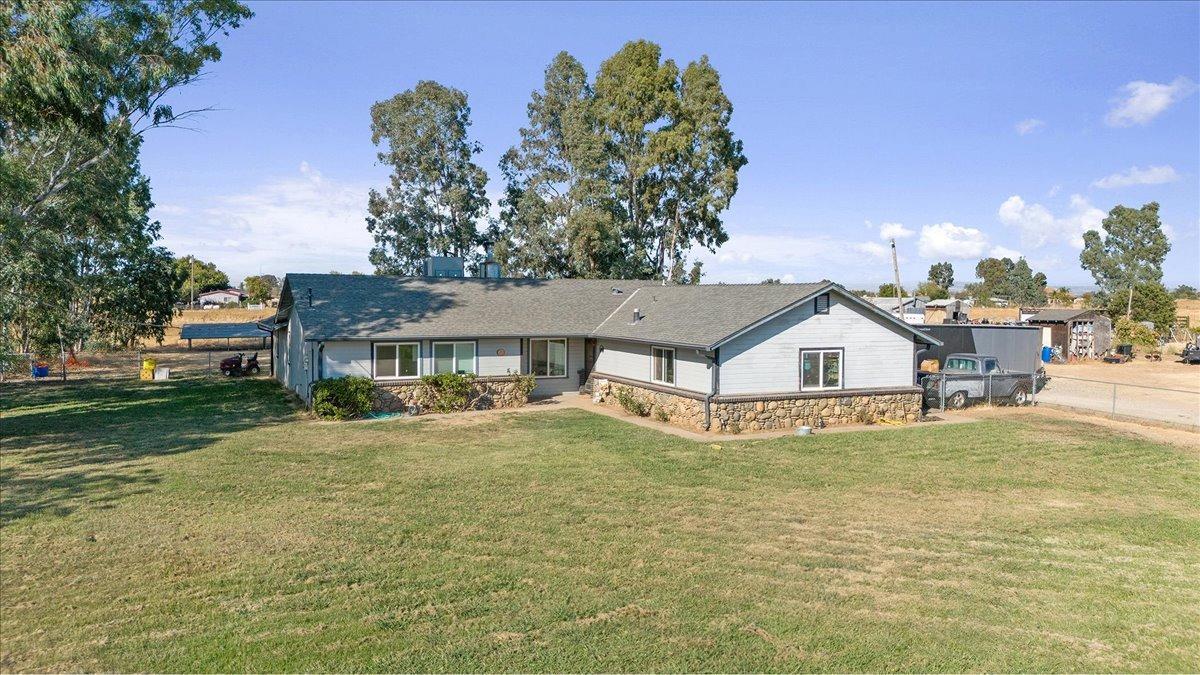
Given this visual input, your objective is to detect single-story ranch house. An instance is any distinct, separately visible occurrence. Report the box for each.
[272,270,941,433]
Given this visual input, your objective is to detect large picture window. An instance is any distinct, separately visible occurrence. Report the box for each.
[651,346,675,385]
[433,341,476,375]
[375,342,419,379]
[530,338,567,377]
[800,349,843,391]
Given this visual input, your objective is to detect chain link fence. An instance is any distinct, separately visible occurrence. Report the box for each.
[1035,374,1199,430]
[924,370,1200,431]
[1,345,273,384]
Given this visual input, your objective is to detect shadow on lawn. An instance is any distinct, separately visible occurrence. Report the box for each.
[0,375,296,526]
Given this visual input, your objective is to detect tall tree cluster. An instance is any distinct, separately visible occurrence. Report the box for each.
[1,0,251,355]
[965,256,1048,307]
[367,41,747,281]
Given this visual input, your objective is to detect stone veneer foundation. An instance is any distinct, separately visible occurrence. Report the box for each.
[372,376,532,413]
[590,375,922,433]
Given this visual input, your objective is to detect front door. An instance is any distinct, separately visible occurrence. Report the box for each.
[582,338,597,384]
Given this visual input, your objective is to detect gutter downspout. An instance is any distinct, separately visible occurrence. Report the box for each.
[703,347,720,431]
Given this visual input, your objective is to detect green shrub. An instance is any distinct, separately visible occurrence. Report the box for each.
[312,376,374,420]
[417,372,479,413]
[510,371,537,402]
[1114,317,1159,351]
[616,387,648,417]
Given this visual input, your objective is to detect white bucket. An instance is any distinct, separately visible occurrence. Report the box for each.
[153,366,170,380]
[795,426,813,436]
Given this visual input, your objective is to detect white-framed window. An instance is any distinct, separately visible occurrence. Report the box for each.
[374,342,420,379]
[651,346,675,385]
[530,338,567,378]
[433,341,476,375]
[800,349,843,391]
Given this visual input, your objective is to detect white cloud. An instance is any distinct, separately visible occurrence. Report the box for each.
[917,222,988,259]
[878,222,914,240]
[998,195,1056,247]
[856,241,891,259]
[989,245,1023,260]
[1015,118,1045,135]
[697,232,905,283]
[1061,195,1106,248]
[154,162,376,284]
[997,194,1104,249]
[1105,77,1197,127]
[1091,165,1180,189]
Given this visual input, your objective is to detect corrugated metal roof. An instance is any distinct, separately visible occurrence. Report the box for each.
[280,274,658,341]
[179,322,268,339]
[1028,308,1094,322]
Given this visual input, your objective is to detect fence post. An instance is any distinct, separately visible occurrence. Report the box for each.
[987,373,992,406]
[939,373,946,411]
[1031,373,1037,406]
[1111,382,1117,419]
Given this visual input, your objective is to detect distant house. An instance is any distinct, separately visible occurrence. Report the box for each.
[271,259,941,433]
[865,296,926,324]
[197,288,246,306]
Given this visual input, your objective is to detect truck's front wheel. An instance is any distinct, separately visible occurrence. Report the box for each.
[1009,385,1031,406]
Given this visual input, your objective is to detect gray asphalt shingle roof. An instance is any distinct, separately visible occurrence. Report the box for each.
[278,274,939,347]
[591,282,828,348]
[280,274,657,341]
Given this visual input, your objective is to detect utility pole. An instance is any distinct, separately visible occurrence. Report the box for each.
[890,238,904,316]
[190,257,195,308]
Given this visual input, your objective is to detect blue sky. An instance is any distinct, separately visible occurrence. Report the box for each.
[142,1,1200,289]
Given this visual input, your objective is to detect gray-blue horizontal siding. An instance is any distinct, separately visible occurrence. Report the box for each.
[593,338,712,394]
[719,291,915,395]
[318,336,583,398]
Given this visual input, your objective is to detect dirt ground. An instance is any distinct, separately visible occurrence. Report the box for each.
[1040,359,1200,430]
[969,405,1199,450]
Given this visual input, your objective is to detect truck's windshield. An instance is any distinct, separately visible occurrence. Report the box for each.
[944,357,977,372]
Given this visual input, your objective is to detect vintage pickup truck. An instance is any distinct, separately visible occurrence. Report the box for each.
[921,353,1048,409]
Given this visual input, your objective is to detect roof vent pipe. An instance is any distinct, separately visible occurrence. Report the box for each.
[631,308,642,324]
[307,288,313,307]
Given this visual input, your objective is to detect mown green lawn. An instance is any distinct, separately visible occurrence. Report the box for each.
[2,375,1198,672]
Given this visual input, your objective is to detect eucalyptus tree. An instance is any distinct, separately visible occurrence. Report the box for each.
[366,81,491,275]
[1,0,250,355]
[1080,202,1171,317]
[1,0,253,225]
[654,55,746,282]
[497,52,620,278]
